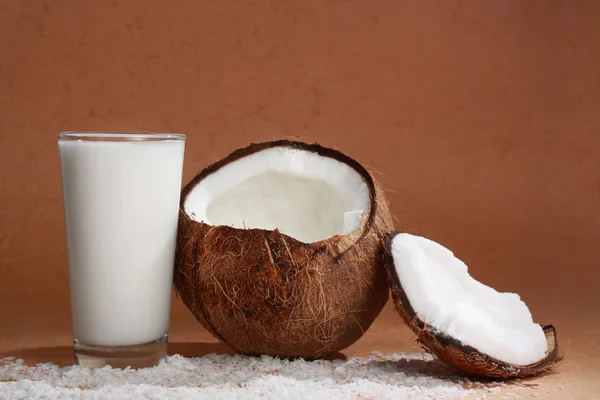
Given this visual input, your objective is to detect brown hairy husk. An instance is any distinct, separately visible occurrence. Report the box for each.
[174,140,394,359]
[384,231,562,379]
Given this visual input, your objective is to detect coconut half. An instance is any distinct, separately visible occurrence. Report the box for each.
[175,140,394,358]
[384,232,561,378]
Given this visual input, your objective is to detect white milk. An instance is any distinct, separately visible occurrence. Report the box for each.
[59,137,185,347]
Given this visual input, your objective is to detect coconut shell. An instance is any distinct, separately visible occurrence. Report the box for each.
[174,140,394,359]
[383,231,562,379]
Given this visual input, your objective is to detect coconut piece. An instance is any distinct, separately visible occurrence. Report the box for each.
[175,140,394,358]
[384,232,561,378]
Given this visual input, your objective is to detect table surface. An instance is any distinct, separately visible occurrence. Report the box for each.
[1,295,598,399]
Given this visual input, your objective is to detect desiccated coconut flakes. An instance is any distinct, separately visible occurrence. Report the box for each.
[0,353,480,400]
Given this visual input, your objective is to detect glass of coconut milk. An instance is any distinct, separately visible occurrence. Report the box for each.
[58,132,185,369]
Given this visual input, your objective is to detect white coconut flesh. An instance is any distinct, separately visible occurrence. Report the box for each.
[184,147,371,243]
[390,233,548,365]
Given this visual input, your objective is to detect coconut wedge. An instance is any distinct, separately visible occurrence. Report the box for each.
[384,232,561,378]
[175,140,394,358]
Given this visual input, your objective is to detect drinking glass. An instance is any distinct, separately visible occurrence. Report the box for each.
[58,132,186,368]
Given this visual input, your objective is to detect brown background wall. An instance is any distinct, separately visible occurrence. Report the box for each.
[0,0,599,365]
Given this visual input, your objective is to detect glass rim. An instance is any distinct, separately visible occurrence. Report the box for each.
[58,132,186,142]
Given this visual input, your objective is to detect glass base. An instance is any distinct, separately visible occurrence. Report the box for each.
[74,334,168,369]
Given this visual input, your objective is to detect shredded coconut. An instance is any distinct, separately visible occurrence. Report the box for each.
[0,353,478,399]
